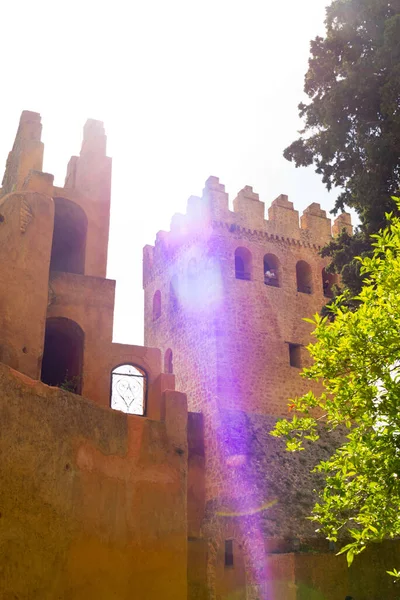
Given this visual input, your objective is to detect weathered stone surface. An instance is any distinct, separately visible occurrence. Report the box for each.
[0,362,188,600]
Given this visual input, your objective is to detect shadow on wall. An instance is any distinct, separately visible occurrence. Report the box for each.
[50,198,87,275]
[41,317,84,394]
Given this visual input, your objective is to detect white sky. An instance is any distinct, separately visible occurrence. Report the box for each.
[1,0,339,345]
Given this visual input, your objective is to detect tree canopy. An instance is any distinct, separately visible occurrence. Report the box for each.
[271,205,400,570]
[284,0,400,294]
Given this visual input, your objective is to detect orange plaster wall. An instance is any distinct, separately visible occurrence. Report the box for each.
[293,543,400,599]
[0,190,54,379]
[0,363,188,600]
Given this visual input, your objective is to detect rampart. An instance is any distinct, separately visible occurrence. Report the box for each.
[143,175,352,285]
[0,362,188,600]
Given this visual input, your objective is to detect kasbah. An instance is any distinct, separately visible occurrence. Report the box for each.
[1,111,397,600]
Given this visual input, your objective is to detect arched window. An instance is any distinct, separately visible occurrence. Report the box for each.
[296,260,312,294]
[322,268,337,298]
[164,348,173,374]
[234,247,252,281]
[110,364,146,415]
[170,277,179,312]
[41,317,84,394]
[50,198,88,275]
[153,290,161,320]
[263,254,280,287]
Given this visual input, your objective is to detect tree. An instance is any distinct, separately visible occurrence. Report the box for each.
[271,205,400,570]
[284,0,400,295]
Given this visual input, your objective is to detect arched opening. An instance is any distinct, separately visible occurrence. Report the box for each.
[41,317,84,394]
[296,260,312,294]
[170,277,179,312]
[50,198,88,275]
[153,290,161,321]
[322,268,337,298]
[164,348,173,374]
[110,364,147,415]
[234,247,252,281]
[263,254,280,287]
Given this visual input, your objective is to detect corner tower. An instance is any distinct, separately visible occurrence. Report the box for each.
[0,111,113,391]
[144,176,351,418]
[144,176,352,599]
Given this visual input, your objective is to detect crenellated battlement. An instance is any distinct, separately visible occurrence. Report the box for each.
[143,176,352,281]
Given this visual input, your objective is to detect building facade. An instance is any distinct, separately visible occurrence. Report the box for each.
[1,111,399,600]
[0,111,188,600]
[143,177,400,599]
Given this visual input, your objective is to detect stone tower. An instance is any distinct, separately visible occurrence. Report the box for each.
[143,176,353,599]
[0,111,114,398]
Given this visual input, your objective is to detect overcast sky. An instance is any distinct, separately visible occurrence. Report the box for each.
[1,0,339,345]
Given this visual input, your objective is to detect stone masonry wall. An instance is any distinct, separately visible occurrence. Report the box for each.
[143,176,354,599]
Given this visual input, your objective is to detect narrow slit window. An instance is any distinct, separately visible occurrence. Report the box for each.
[224,540,234,567]
[164,348,173,374]
[153,290,161,321]
[170,277,179,312]
[289,343,302,368]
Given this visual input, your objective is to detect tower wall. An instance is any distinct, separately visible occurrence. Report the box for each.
[143,177,353,569]
[144,176,349,418]
[143,178,354,598]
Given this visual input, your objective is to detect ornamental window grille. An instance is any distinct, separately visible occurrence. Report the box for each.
[111,364,147,415]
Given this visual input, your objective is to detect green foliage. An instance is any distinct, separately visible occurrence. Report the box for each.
[284,0,400,293]
[271,205,400,572]
[59,372,81,394]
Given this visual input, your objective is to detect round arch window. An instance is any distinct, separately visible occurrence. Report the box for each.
[111,364,147,415]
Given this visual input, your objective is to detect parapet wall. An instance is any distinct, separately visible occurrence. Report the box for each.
[0,362,188,600]
[143,176,352,283]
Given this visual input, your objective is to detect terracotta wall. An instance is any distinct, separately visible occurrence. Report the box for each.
[0,363,188,600]
[0,190,54,379]
[293,542,400,600]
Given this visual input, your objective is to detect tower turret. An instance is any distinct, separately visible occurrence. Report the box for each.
[1,111,44,196]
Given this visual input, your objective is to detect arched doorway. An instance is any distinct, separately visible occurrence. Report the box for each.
[296,260,313,294]
[234,247,252,281]
[41,317,84,394]
[50,198,88,275]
